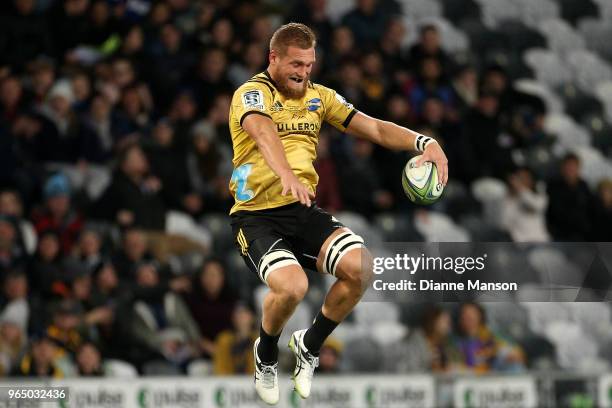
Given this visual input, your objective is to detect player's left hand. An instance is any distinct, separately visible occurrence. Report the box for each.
[415,142,448,186]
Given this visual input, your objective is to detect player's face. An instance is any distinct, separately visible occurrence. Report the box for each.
[270,46,315,99]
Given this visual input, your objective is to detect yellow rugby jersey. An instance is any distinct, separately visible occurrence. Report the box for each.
[228,71,357,214]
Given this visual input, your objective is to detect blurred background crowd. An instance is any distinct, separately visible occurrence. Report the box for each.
[1,0,611,378]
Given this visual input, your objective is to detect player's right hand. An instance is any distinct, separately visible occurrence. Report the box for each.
[280,170,315,207]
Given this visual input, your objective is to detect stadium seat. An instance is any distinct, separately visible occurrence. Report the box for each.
[556,0,599,26]
[200,213,234,253]
[476,0,521,28]
[419,17,471,53]
[497,21,547,53]
[565,49,612,93]
[373,213,423,241]
[518,335,558,370]
[342,337,384,372]
[334,211,384,246]
[354,301,400,326]
[527,247,583,289]
[483,302,530,340]
[544,321,599,369]
[413,210,471,242]
[369,321,409,347]
[521,301,572,335]
[438,0,482,25]
[470,178,507,228]
[186,360,213,377]
[399,0,442,21]
[574,145,612,189]
[567,302,612,343]
[581,114,612,156]
[514,78,564,113]
[105,359,139,378]
[515,0,560,28]
[544,112,592,152]
[325,0,354,24]
[537,18,585,55]
[523,48,572,88]
[594,80,612,124]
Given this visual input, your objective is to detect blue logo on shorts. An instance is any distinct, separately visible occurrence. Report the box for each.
[306,98,321,111]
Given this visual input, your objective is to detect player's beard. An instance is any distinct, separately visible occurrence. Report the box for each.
[276,75,308,99]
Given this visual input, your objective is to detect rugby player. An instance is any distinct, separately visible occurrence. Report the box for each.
[229,23,448,404]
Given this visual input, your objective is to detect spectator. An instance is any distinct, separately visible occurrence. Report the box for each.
[131,262,201,369]
[546,153,593,241]
[0,270,30,334]
[462,91,513,179]
[116,83,153,134]
[323,26,358,76]
[75,341,104,376]
[0,0,52,71]
[314,131,343,212]
[70,72,92,114]
[32,173,83,254]
[0,76,28,125]
[341,0,393,48]
[407,57,455,115]
[28,230,65,296]
[408,24,453,75]
[213,303,258,375]
[13,333,63,378]
[74,229,104,271]
[0,215,28,276]
[186,48,233,115]
[591,179,612,241]
[112,229,155,279]
[0,190,36,255]
[384,305,454,373]
[379,18,409,81]
[46,299,85,357]
[144,119,196,215]
[28,58,56,106]
[184,257,236,359]
[186,120,233,213]
[228,43,267,88]
[48,0,91,59]
[148,23,195,110]
[452,302,526,373]
[316,337,343,374]
[81,93,132,164]
[89,261,133,361]
[287,0,334,52]
[501,167,550,242]
[36,79,93,164]
[452,65,479,114]
[96,143,167,230]
[339,139,392,218]
[0,314,26,376]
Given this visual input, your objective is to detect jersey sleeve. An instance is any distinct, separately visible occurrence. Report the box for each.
[319,85,358,132]
[231,82,275,127]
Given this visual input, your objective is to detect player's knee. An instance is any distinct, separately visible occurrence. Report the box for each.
[272,272,308,304]
[337,250,373,296]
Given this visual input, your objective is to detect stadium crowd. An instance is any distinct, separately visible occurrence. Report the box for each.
[0,0,611,377]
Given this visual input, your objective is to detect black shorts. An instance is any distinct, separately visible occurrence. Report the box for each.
[231,202,345,281]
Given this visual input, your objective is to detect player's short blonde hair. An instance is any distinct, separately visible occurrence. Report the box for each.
[269,23,316,56]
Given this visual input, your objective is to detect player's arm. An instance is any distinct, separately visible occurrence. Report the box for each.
[242,113,314,206]
[346,111,449,185]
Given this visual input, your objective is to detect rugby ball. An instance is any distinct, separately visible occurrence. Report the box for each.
[402,156,444,205]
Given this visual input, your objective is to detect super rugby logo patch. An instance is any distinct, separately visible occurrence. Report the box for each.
[335,93,353,109]
[242,90,265,111]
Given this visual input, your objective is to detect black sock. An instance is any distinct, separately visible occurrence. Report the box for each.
[303,310,339,356]
[258,324,281,363]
